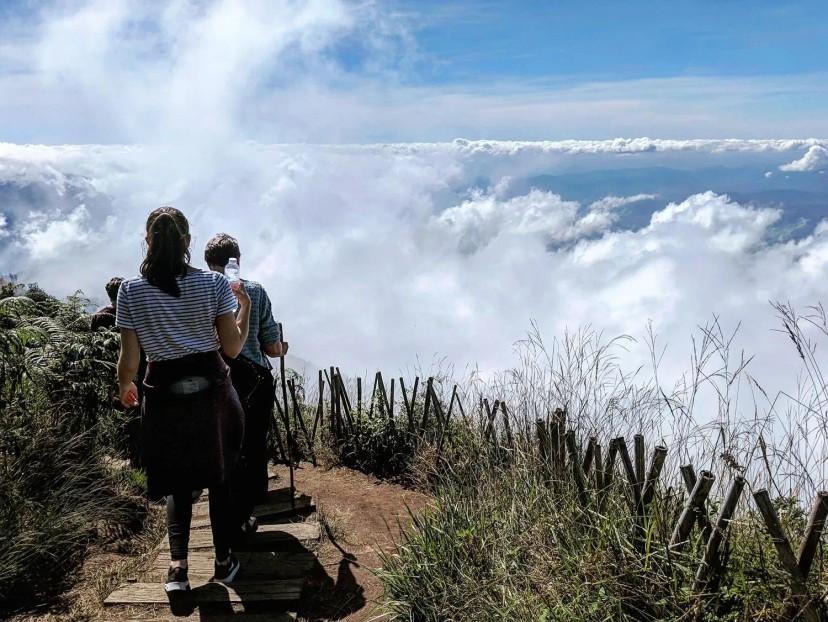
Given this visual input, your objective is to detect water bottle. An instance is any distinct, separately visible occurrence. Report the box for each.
[225,258,241,290]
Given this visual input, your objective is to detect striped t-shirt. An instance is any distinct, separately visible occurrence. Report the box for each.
[116,270,236,362]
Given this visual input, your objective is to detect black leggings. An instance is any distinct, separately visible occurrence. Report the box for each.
[233,375,274,523]
[167,481,235,561]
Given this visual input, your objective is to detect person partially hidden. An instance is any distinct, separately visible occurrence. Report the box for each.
[204,233,289,541]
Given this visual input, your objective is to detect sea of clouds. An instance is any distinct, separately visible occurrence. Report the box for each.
[2,139,828,405]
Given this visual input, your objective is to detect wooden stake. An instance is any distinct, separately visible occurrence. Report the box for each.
[692,476,745,594]
[754,489,820,622]
[633,434,645,493]
[582,437,597,475]
[593,443,603,491]
[680,464,713,542]
[565,430,589,506]
[615,437,640,507]
[277,323,293,500]
[798,491,828,577]
[670,470,714,551]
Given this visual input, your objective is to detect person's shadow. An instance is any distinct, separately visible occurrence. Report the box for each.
[164,488,366,621]
[294,521,367,621]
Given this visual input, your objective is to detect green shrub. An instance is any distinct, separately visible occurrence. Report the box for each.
[0,285,146,611]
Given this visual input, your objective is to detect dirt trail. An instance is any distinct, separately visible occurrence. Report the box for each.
[276,464,429,621]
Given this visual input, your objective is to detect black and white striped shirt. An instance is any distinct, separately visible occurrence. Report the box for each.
[116,270,236,362]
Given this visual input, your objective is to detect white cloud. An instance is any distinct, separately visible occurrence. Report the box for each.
[2,142,826,407]
[588,194,655,211]
[19,205,116,261]
[779,145,828,172]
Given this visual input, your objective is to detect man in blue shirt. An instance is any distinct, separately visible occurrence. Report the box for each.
[205,234,288,534]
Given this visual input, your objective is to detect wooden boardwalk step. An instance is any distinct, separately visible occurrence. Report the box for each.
[150,551,316,580]
[161,522,321,551]
[104,579,303,605]
[99,613,295,621]
[191,495,314,527]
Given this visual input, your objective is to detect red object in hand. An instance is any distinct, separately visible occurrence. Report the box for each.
[126,390,138,407]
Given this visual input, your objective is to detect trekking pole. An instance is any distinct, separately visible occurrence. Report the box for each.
[277,322,295,501]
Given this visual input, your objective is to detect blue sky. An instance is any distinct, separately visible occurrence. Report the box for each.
[0,0,826,143]
[393,1,827,83]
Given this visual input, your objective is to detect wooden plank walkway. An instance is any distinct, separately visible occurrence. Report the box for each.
[102,485,318,620]
[101,615,295,622]
[106,580,304,604]
[191,494,315,527]
[159,522,321,551]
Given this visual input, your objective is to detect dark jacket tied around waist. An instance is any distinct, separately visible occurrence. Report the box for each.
[141,350,244,499]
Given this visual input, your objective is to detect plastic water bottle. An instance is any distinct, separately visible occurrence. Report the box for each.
[225,258,241,290]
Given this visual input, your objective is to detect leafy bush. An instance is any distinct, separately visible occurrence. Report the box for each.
[0,285,146,611]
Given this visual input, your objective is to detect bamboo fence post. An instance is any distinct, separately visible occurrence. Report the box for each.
[443,384,458,444]
[599,438,618,506]
[537,419,551,479]
[582,437,597,476]
[336,368,352,415]
[389,378,395,420]
[786,491,828,621]
[376,372,387,418]
[501,401,513,449]
[328,366,336,439]
[335,369,344,440]
[565,430,589,506]
[549,419,561,464]
[399,377,409,421]
[641,446,668,508]
[753,489,820,622]
[406,377,420,433]
[431,383,450,453]
[634,445,668,549]
[692,476,745,594]
[455,390,467,426]
[368,372,378,420]
[288,379,315,465]
[549,420,564,490]
[484,398,500,442]
[311,372,323,448]
[614,437,640,507]
[554,409,567,463]
[483,398,492,440]
[447,385,458,422]
[681,464,713,541]
[271,398,288,463]
[357,376,362,420]
[420,377,433,440]
[428,382,445,429]
[336,372,355,433]
[798,491,828,578]
[670,470,714,551]
[634,434,645,497]
[277,324,293,499]
[336,367,353,416]
[593,442,604,492]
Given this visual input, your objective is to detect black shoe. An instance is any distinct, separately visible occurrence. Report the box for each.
[241,516,258,537]
[213,554,241,583]
[164,566,190,592]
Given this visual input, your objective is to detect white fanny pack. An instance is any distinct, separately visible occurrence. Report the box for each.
[167,375,212,395]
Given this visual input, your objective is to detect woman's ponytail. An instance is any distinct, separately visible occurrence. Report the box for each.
[140,207,190,297]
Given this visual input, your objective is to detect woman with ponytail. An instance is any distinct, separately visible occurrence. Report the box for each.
[116,207,250,592]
